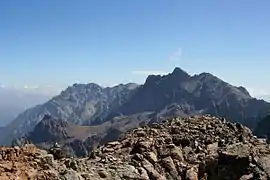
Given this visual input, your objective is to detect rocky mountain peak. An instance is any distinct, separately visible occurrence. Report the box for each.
[238,86,251,97]
[163,67,191,85]
[144,67,190,87]
[144,74,163,86]
[2,68,270,146]
[172,67,190,79]
[2,115,270,179]
[62,83,103,96]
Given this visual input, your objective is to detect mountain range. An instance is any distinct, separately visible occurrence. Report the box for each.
[1,67,270,147]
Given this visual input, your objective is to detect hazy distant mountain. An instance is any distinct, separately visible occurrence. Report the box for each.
[1,68,270,145]
[0,87,51,126]
[0,83,139,144]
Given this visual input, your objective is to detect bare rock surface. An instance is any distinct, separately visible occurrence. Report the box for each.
[1,115,270,179]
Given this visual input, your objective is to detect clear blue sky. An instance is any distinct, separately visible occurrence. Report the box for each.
[0,0,269,96]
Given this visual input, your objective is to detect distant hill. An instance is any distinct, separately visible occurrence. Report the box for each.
[1,67,270,145]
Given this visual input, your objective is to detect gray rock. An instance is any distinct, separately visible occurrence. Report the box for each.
[186,166,198,180]
[221,143,251,158]
[97,168,110,178]
[3,115,270,180]
[170,146,184,161]
[239,174,253,180]
[146,151,158,164]
[143,159,166,180]
[255,155,270,178]
[40,154,55,166]
[138,167,150,180]
[60,169,84,180]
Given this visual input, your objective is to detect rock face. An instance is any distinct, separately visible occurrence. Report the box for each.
[2,68,270,145]
[118,69,270,129]
[27,115,70,144]
[2,115,270,180]
[255,115,270,140]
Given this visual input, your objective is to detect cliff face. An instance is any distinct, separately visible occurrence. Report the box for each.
[1,115,270,180]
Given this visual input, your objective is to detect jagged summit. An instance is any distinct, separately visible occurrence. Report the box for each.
[1,67,270,145]
[144,74,163,86]
[145,67,190,86]
[171,67,191,79]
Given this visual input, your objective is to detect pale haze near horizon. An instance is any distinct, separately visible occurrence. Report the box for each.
[0,1,270,99]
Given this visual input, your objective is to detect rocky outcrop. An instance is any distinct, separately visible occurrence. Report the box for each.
[88,115,270,180]
[1,115,270,180]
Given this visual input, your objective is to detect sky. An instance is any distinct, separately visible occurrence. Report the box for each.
[0,0,270,97]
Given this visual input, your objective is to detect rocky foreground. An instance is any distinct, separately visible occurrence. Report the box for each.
[1,115,270,180]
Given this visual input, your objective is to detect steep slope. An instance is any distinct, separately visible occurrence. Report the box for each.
[117,68,193,114]
[15,111,166,157]
[184,73,269,127]
[2,116,270,179]
[2,67,270,145]
[117,68,270,128]
[20,115,106,157]
[13,112,157,157]
[0,83,138,145]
